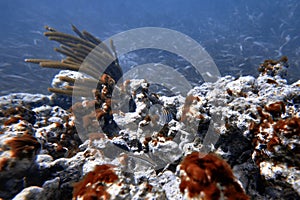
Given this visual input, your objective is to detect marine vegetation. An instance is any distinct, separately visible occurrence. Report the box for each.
[179,152,249,199]
[72,164,119,200]
[25,24,123,93]
[26,25,124,139]
[0,24,299,199]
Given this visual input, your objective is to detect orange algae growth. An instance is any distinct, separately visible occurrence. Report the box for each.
[266,79,278,85]
[0,157,9,171]
[181,95,201,122]
[179,152,249,200]
[258,56,288,75]
[73,164,119,200]
[264,101,286,119]
[4,116,22,126]
[5,134,41,159]
[250,101,300,165]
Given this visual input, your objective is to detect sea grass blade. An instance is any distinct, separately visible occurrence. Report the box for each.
[58,76,76,84]
[45,32,96,49]
[24,59,56,64]
[48,88,73,96]
[54,47,84,63]
[40,61,80,71]
[48,87,93,97]
[82,30,102,45]
[62,58,81,65]
[44,25,57,32]
[71,24,85,39]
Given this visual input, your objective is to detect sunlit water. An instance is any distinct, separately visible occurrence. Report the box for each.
[0,0,299,96]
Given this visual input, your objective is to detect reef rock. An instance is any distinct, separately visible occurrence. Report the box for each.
[0,59,299,199]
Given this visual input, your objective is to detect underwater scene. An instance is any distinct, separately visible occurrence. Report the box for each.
[0,0,299,199]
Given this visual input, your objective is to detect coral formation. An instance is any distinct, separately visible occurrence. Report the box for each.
[250,100,300,195]
[25,25,123,141]
[0,95,82,199]
[0,25,299,199]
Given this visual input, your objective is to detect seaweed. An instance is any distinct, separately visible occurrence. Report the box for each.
[73,164,119,200]
[5,134,41,159]
[25,25,123,96]
[258,56,288,76]
[179,152,249,199]
[25,25,124,138]
[250,102,300,166]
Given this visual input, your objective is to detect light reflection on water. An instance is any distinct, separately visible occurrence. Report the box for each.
[0,0,299,96]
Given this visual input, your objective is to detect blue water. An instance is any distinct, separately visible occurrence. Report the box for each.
[0,0,299,95]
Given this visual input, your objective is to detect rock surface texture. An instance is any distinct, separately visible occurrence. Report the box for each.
[0,58,299,199]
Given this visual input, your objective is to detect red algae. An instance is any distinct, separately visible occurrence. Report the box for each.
[258,56,288,76]
[250,101,300,165]
[73,164,119,200]
[69,76,115,139]
[0,157,9,171]
[266,79,278,85]
[5,134,41,159]
[179,152,249,199]
[3,116,22,126]
[181,95,202,123]
[2,106,36,125]
[273,116,300,137]
[264,101,285,119]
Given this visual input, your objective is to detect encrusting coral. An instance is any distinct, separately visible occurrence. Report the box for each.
[1,23,298,199]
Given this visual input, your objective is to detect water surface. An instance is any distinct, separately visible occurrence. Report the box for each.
[0,0,299,95]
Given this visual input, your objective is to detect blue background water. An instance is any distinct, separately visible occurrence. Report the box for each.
[0,0,299,95]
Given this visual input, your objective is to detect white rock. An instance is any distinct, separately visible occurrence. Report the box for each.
[13,186,43,200]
